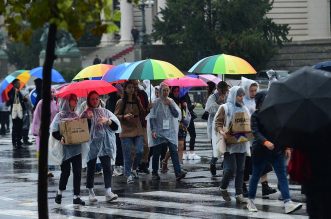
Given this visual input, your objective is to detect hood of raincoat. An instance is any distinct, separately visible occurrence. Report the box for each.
[241,77,259,98]
[58,94,78,119]
[159,82,170,100]
[226,86,245,118]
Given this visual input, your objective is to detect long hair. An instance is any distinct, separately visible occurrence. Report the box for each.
[120,81,140,116]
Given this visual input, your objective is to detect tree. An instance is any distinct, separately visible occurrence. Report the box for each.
[0,1,118,218]
[5,28,43,69]
[153,0,290,70]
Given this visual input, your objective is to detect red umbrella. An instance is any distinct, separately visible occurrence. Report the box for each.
[55,80,117,98]
[164,76,208,87]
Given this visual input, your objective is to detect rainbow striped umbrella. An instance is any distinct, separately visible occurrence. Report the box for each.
[0,70,30,102]
[102,62,131,82]
[189,54,256,75]
[115,59,184,80]
[72,64,115,81]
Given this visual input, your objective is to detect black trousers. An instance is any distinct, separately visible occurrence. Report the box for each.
[0,111,10,134]
[115,133,123,166]
[86,155,112,189]
[59,154,82,196]
[12,118,23,146]
[185,120,196,151]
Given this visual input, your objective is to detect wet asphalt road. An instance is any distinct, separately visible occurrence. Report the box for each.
[0,120,308,219]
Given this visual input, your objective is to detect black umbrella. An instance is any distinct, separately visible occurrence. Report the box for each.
[259,67,331,148]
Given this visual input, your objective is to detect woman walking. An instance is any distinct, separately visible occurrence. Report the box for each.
[81,91,121,203]
[149,83,186,181]
[214,86,250,203]
[51,94,85,205]
[114,81,145,184]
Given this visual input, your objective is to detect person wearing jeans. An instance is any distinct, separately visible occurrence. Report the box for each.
[246,90,302,214]
[149,83,186,181]
[115,81,146,184]
[214,86,250,204]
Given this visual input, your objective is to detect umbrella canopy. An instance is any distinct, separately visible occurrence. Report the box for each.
[55,80,117,98]
[72,64,114,81]
[313,60,331,72]
[0,70,30,102]
[259,67,331,148]
[188,54,256,75]
[188,74,221,84]
[164,76,208,87]
[29,67,66,83]
[102,62,131,82]
[112,59,184,80]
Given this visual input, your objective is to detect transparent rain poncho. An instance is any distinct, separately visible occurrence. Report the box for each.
[50,96,83,163]
[212,86,251,155]
[241,77,259,115]
[205,92,224,139]
[147,83,181,147]
[81,107,121,162]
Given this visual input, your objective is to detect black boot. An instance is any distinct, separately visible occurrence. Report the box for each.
[262,181,277,198]
[138,162,150,174]
[210,163,216,176]
[55,193,62,204]
[73,197,85,206]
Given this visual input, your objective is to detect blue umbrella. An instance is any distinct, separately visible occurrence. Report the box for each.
[313,61,331,72]
[102,63,132,82]
[30,67,66,83]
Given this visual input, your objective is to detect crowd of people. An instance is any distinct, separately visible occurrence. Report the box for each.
[1,75,305,215]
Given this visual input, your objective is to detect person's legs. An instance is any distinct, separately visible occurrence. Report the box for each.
[220,153,236,190]
[234,153,246,196]
[99,156,112,188]
[132,136,144,171]
[86,158,97,189]
[16,118,23,146]
[168,142,182,175]
[0,111,5,135]
[210,139,218,176]
[138,128,150,173]
[178,139,185,163]
[11,118,18,146]
[248,156,268,199]
[59,158,71,192]
[188,120,196,151]
[152,144,163,175]
[121,137,134,177]
[271,153,290,202]
[115,133,123,166]
[71,154,82,196]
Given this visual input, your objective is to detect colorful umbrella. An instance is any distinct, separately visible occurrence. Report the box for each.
[113,59,184,80]
[72,64,115,81]
[102,62,132,82]
[188,54,256,75]
[55,80,117,98]
[30,67,66,83]
[188,74,221,84]
[0,70,30,102]
[164,76,208,87]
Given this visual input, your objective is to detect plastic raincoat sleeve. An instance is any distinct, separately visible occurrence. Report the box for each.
[211,104,228,158]
[48,113,64,165]
[147,98,181,147]
[205,94,218,114]
[31,100,42,136]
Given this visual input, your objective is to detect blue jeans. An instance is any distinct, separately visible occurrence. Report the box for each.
[248,152,291,202]
[152,141,181,175]
[121,136,144,177]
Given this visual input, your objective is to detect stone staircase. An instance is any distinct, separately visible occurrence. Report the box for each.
[266,39,331,72]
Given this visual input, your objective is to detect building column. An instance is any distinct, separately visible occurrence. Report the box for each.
[307,0,331,39]
[99,11,114,47]
[119,0,133,45]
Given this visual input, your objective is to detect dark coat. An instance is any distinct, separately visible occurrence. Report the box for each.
[6,88,26,113]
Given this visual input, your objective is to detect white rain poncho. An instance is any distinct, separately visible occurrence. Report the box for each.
[50,96,83,163]
[147,83,181,147]
[142,80,156,101]
[205,92,224,139]
[241,77,259,115]
[212,86,251,156]
[81,107,121,162]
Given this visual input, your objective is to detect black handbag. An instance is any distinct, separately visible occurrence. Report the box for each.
[201,111,209,120]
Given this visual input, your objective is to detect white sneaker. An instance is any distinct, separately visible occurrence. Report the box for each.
[89,194,98,203]
[127,175,134,184]
[105,192,118,202]
[284,201,303,214]
[182,152,189,160]
[190,153,201,160]
[246,199,258,212]
[235,194,248,203]
[112,166,123,176]
[131,170,139,179]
